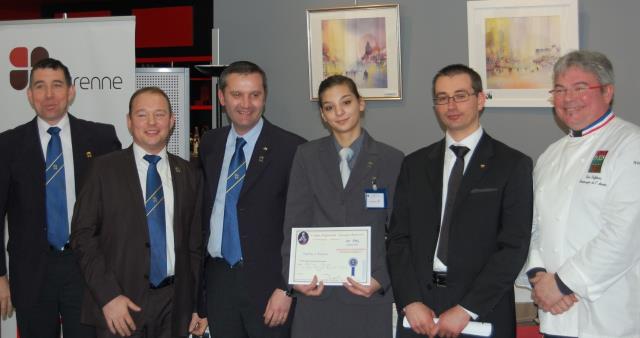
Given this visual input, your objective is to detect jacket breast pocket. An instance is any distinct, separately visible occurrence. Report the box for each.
[469,187,498,194]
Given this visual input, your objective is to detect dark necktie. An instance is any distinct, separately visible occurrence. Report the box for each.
[144,154,167,286]
[222,137,247,266]
[437,145,470,265]
[46,127,69,249]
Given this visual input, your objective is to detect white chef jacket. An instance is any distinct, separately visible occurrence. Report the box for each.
[525,115,640,338]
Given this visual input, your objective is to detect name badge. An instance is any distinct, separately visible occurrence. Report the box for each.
[365,188,387,209]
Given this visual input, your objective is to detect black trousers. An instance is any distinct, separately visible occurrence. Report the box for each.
[395,285,513,338]
[15,249,95,338]
[96,284,178,338]
[205,257,291,338]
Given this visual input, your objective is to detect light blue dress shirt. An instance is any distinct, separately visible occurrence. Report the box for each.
[207,118,264,258]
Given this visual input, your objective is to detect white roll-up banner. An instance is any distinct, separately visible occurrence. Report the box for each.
[0,16,135,338]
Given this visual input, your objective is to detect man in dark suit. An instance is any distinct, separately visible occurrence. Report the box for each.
[199,61,305,337]
[387,64,533,338]
[0,58,121,338]
[70,87,207,338]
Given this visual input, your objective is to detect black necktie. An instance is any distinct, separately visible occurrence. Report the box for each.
[437,145,470,265]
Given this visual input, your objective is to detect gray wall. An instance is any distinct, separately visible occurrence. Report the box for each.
[214,0,640,160]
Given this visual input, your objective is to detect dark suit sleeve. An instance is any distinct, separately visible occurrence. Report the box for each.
[459,155,533,316]
[281,147,313,286]
[106,124,122,151]
[71,160,123,308]
[371,148,403,294]
[0,133,10,276]
[188,169,205,314]
[386,158,424,309]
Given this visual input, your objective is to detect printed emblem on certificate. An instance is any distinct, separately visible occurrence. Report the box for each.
[288,226,371,286]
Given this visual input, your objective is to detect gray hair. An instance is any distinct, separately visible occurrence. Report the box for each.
[553,50,614,86]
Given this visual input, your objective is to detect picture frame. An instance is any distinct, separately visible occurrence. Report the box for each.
[306,4,402,101]
[467,0,579,107]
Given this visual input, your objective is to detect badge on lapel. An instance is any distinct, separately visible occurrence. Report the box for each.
[258,146,269,163]
[85,151,93,159]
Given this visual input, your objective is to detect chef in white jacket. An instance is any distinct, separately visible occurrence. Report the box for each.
[525,50,640,338]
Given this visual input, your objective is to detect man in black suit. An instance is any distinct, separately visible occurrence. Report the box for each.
[70,87,207,338]
[199,61,305,337]
[387,64,533,338]
[0,58,121,338]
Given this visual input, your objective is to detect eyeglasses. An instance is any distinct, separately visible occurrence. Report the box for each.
[433,91,477,105]
[549,84,605,97]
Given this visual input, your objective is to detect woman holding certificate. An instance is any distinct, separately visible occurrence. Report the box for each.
[282,75,403,338]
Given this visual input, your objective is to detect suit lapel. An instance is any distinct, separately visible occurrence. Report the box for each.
[318,136,343,191]
[69,114,91,193]
[240,121,273,196]
[426,139,446,215]
[24,118,46,193]
[25,118,45,165]
[168,154,183,242]
[345,131,378,193]
[455,133,494,207]
[122,147,148,226]
[203,127,229,199]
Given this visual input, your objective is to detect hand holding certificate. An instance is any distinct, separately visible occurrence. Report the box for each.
[288,227,371,286]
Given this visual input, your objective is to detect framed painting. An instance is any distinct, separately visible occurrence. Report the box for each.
[467,0,579,107]
[307,4,402,100]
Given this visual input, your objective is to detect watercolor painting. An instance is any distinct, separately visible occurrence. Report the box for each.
[485,16,561,89]
[467,0,578,107]
[307,5,401,100]
[321,17,388,89]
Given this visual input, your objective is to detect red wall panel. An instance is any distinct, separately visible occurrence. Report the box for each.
[133,6,193,48]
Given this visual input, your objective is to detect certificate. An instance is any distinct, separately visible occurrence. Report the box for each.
[288,226,371,286]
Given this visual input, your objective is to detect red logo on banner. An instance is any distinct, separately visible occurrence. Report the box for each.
[9,46,50,90]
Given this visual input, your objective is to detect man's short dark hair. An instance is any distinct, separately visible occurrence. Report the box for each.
[432,64,483,97]
[29,58,72,87]
[128,87,173,115]
[219,61,267,95]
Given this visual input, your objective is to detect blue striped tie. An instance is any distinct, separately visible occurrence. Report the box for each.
[45,127,68,249]
[222,137,246,266]
[144,154,167,286]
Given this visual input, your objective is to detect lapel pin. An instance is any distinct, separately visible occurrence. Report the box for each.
[480,164,486,169]
[175,166,182,173]
[367,161,374,168]
[258,155,264,162]
[85,151,93,158]
[263,146,268,151]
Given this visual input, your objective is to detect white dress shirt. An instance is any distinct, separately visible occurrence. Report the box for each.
[433,126,484,272]
[37,114,75,231]
[133,143,176,276]
[433,126,484,320]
